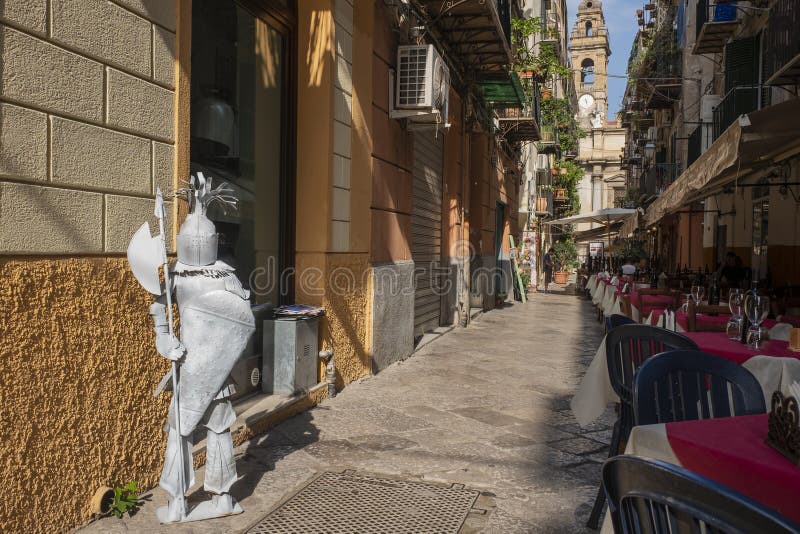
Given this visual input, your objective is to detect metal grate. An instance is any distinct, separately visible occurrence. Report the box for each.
[398,46,429,107]
[248,471,479,533]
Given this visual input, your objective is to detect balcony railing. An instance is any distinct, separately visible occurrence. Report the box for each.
[712,85,761,140]
[693,0,739,54]
[640,163,680,197]
[534,185,553,217]
[764,0,800,86]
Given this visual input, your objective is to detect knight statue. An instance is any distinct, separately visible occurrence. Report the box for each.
[127,173,255,523]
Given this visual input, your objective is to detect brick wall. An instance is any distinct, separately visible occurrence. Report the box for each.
[0,0,177,254]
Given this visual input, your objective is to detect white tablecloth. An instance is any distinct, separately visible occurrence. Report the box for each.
[570,336,800,426]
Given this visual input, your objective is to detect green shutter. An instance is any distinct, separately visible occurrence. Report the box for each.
[724,35,759,91]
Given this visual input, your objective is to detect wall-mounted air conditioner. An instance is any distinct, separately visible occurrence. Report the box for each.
[390,44,450,128]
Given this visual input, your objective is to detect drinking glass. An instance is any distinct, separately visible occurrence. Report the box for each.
[681,293,693,313]
[691,285,705,306]
[744,294,770,350]
[726,289,744,340]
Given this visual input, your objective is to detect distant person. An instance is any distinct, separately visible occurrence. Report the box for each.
[637,257,649,275]
[543,248,555,293]
[621,257,637,277]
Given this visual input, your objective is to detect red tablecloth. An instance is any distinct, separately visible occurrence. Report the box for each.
[666,414,800,524]
[683,331,799,365]
[630,293,677,316]
[778,315,800,328]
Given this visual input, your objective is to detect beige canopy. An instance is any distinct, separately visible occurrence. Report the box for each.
[548,208,637,256]
[645,98,800,226]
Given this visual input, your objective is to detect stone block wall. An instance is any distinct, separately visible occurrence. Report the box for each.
[0,0,177,255]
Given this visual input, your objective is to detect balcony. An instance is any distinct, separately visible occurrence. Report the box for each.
[496,106,541,143]
[693,0,739,55]
[713,85,760,141]
[765,0,800,86]
[537,125,560,154]
[534,186,553,217]
[414,0,519,98]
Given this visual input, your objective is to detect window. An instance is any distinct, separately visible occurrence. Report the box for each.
[586,21,593,36]
[190,0,294,305]
[581,58,595,84]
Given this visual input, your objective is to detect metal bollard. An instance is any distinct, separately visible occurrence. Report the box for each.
[318,349,336,398]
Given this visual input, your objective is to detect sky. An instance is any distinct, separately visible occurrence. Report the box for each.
[566,0,641,118]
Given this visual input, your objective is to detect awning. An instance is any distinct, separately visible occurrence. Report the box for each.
[573,222,624,244]
[645,98,800,226]
[479,71,527,108]
[547,208,637,227]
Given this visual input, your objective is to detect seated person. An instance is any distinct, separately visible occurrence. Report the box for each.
[621,257,637,277]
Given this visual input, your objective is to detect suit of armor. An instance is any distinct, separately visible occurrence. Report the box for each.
[137,175,254,523]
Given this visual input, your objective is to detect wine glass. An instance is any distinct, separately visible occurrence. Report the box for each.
[744,294,770,350]
[726,289,744,340]
[691,285,705,306]
[681,293,693,313]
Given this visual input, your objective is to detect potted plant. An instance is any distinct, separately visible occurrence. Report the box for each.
[495,291,508,307]
[552,238,578,285]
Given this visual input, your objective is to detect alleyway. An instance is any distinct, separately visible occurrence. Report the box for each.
[82,292,614,533]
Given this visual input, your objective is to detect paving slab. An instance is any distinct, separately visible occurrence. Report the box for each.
[79,290,609,533]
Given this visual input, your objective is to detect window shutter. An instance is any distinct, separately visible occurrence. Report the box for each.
[724,36,759,91]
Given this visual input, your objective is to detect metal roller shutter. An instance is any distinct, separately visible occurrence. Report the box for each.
[412,129,444,337]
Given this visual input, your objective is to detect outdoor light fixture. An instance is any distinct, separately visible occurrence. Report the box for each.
[644,142,656,159]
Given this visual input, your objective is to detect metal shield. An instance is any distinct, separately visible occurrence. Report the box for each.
[177,290,255,435]
[127,222,164,295]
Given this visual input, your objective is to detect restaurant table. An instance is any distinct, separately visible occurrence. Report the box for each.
[651,309,785,333]
[599,414,800,533]
[571,331,800,427]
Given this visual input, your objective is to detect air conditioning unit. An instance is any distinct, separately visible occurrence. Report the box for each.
[647,126,657,141]
[391,44,450,125]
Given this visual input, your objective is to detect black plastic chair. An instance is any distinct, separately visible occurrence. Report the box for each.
[635,350,766,426]
[586,325,699,529]
[606,313,636,332]
[603,455,800,534]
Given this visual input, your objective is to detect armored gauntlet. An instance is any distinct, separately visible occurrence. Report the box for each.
[149,302,186,361]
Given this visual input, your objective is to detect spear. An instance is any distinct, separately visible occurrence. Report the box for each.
[155,188,187,520]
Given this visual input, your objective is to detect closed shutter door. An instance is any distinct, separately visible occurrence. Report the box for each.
[412,129,444,337]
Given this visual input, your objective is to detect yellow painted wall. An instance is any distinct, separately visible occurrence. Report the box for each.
[0,258,170,533]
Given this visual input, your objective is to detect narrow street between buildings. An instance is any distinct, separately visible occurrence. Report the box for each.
[81,290,613,533]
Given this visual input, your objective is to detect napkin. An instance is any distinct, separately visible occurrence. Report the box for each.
[664,310,676,331]
[768,323,792,342]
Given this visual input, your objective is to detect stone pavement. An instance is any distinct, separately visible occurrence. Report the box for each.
[80,289,614,533]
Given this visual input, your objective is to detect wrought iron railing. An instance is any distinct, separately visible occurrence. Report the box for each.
[534,185,553,216]
[764,0,799,84]
[713,85,760,140]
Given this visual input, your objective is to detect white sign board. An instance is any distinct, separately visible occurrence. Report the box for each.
[589,242,604,258]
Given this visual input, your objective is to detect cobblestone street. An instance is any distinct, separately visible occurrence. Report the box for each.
[82,290,615,533]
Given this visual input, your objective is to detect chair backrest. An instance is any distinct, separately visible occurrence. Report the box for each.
[605,324,699,407]
[634,350,766,425]
[686,300,730,332]
[606,313,636,332]
[603,456,800,534]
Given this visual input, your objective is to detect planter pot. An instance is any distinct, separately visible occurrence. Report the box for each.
[551,168,559,176]
[553,271,569,285]
[554,188,567,200]
[495,294,507,308]
[541,88,553,99]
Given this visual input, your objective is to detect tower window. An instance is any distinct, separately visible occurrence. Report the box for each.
[581,58,595,84]
[586,21,593,36]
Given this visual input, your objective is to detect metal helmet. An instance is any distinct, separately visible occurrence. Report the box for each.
[177,172,236,266]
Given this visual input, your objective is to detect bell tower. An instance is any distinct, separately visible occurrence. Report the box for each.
[569,0,611,129]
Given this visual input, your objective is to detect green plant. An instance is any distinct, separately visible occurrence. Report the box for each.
[110,482,141,518]
[539,97,586,155]
[620,240,647,261]
[552,238,579,271]
[552,159,583,216]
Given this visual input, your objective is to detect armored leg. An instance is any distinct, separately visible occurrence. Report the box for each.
[157,421,194,523]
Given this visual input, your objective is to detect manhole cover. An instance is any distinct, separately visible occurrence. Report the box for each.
[248,471,480,533]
